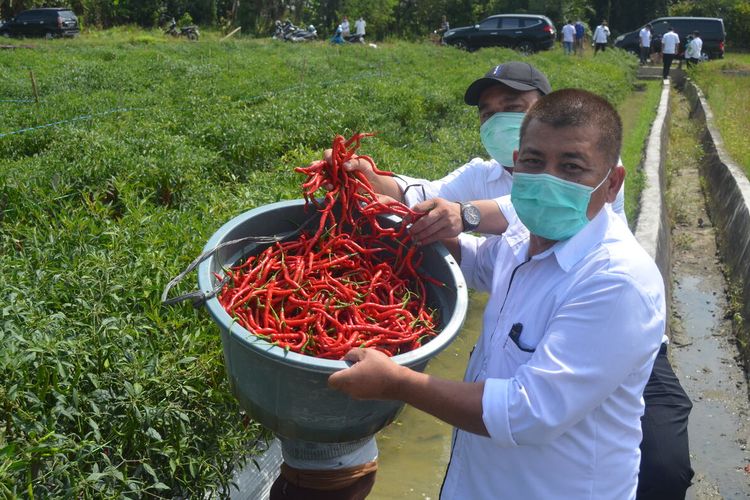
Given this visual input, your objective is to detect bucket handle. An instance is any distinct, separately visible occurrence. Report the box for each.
[161,213,318,308]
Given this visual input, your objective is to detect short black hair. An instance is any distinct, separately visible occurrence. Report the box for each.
[520,89,622,168]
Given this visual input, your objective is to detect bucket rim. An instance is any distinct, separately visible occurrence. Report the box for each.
[198,199,468,374]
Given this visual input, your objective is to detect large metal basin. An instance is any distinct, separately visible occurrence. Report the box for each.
[198,199,468,443]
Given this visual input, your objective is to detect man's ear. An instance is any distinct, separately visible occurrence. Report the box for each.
[512,150,519,166]
[606,165,626,202]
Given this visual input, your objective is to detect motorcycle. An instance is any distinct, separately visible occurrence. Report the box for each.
[272,20,317,42]
[165,18,200,41]
[331,27,364,45]
[344,33,365,44]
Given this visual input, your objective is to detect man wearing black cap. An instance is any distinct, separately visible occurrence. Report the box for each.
[331,61,693,499]
[334,61,625,245]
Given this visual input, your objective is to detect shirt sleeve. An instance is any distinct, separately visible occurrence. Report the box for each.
[393,158,489,208]
[458,233,505,293]
[481,273,665,447]
[495,195,517,227]
[611,157,627,224]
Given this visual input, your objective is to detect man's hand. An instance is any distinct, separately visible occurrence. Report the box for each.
[409,198,509,245]
[328,348,406,400]
[409,198,463,246]
[329,348,489,436]
[319,149,404,201]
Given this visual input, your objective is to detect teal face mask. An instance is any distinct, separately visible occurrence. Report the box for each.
[479,112,525,167]
[510,169,612,241]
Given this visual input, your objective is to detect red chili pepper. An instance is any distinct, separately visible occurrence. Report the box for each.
[217,133,440,359]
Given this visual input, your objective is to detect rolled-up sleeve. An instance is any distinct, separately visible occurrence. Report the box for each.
[482,378,518,447]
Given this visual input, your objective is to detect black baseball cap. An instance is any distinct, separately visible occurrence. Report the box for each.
[464,62,552,106]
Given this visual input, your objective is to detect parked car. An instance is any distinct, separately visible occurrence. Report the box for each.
[614,17,725,59]
[0,8,79,39]
[442,14,556,53]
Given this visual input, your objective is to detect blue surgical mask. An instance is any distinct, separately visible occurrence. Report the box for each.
[480,112,524,167]
[510,169,612,240]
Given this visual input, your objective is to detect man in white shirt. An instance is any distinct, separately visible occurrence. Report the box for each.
[685,30,703,68]
[323,62,694,498]
[562,20,575,55]
[330,88,666,499]
[354,16,366,37]
[661,26,680,79]
[332,62,626,244]
[593,19,610,54]
[639,24,652,65]
[340,16,350,37]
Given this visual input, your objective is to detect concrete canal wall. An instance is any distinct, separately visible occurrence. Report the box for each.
[634,81,673,313]
[683,79,750,363]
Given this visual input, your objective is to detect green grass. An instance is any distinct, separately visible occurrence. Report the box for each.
[618,80,663,226]
[0,35,645,497]
[689,53,750,177]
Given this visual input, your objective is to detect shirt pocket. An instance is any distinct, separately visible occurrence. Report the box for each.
[501,323,536,368]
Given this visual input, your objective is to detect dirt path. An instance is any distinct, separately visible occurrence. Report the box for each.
[666,90,750,499]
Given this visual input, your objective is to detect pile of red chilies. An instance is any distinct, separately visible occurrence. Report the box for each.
[216,133,439,359]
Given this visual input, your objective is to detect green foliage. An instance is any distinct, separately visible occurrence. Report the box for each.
[727,1,750,48]
[619,80,663,226]
[690,54,750,178]
[670,0,750,49]
[0,35,641,496]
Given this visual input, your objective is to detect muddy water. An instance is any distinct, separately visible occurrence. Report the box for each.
[370,292,486,499]
[667,90,750,499]
[673,276,750,499]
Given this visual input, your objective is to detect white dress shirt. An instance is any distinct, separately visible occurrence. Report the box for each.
[562,24,576,43]
[395,157,513,207]
[393,157,627,224]
[354,18,366,36]
[593,25,610,43]
[441,199,665,499]
[661,31,680,54]
[686,37,702,59]
[639,27,651,47]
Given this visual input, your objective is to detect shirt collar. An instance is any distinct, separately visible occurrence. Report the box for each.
[488,159,513,183]
[531,206,611,271]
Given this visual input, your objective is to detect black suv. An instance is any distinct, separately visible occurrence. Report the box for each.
[614,17,725,60]
[0,8,79,39]
[442,14,556,53]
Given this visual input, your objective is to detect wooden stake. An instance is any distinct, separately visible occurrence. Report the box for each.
[29,69,39,104]
[221,27,241,42]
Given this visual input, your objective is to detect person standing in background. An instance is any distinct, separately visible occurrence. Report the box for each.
[639,24,652,65]
[354,16,366,37]
[341,16,350,37]
[661,26,680,79]
[574,19,585,55]
[562,20,575,55]
[685,31,703,68]
[593,20,610,54]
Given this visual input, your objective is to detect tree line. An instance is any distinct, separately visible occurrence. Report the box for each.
[1,0,748,47]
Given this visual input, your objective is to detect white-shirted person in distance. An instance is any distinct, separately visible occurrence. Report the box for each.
[329,89,665,499]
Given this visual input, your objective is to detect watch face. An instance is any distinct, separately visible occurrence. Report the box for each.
[462,203,481,230]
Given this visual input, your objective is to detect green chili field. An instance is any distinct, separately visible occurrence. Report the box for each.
[0,34,655,497]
